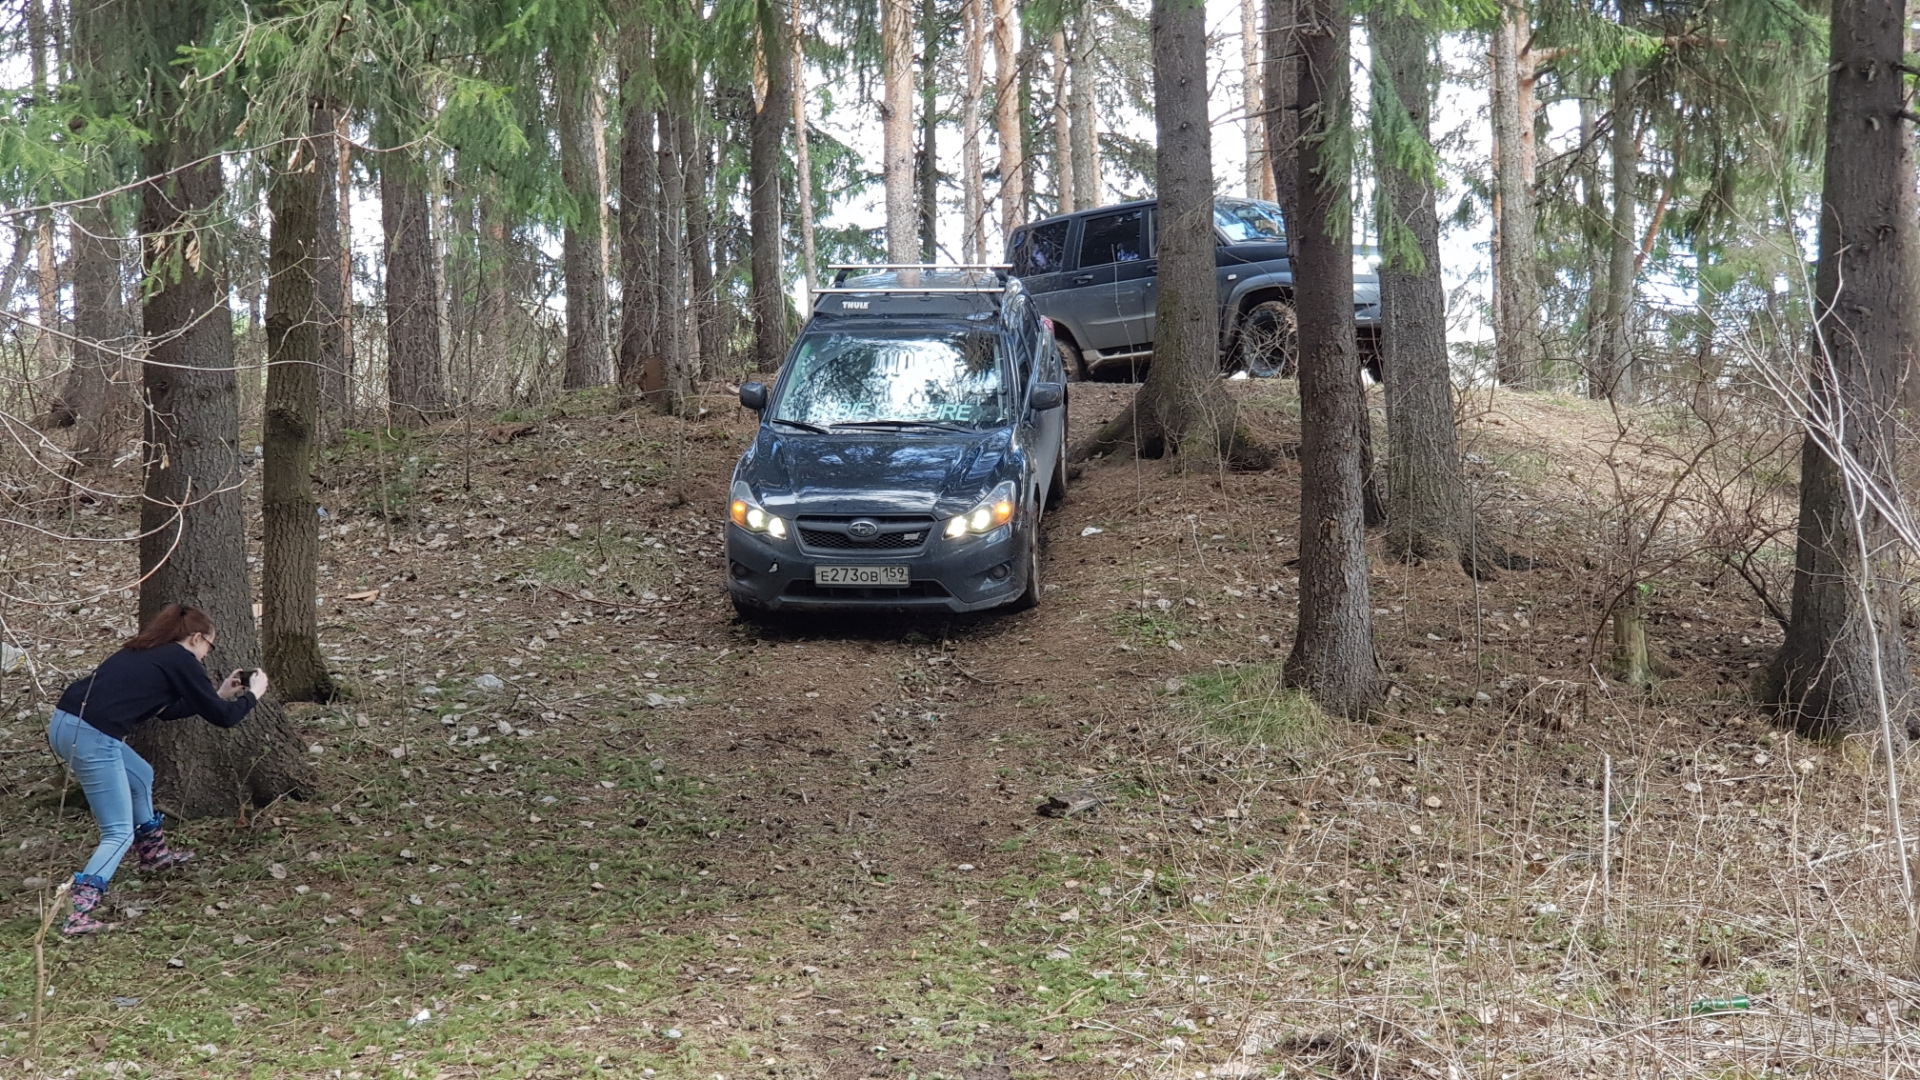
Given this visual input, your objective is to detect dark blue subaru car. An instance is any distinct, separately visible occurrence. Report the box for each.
[726,266,1068,615]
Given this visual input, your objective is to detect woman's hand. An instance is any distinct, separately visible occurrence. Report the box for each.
[248,669,270,699]
[218,670,246,700]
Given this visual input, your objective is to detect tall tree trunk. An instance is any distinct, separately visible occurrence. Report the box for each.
[132,0,311,814]
[792,0,818,309]
[1490,0,1543,388]
[686,106,720,377]
[1370,5,1477,573]
[750,0,791,371]
[313,103,350,442]
[61,196,123,466]
[993,0,1023,244]
[1592,64,1638,402]
[658,100,693,410]
[54,0,123,462]
[379,141,446,427]
[1240,0,1267,199]
[1078,0,1262,467]
[919,0,942,259]
[882,0,918,262]
[1068,8,1098,209]
[30,0,61,388]
[1262,0,1300,228]
[262,108,336,703]
[1050,28,1073,214]
[480,187,513,395]
[1283,0,1380,718]
[1768,0,1919,739]
[961,0,987,261]
[558,55,610,390]
[617,26,667,409]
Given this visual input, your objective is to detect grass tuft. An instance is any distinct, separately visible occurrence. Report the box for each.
[1173,664,1330,749]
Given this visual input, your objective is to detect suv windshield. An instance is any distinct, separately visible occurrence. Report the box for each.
[773,330,1008,429]
[1214,199,1287,243]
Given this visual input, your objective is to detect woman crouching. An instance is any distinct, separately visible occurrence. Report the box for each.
[47,604,269,936]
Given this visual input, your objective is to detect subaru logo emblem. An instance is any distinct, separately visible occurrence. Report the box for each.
[848,519,879,539]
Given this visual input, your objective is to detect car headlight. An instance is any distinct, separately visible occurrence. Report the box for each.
[728,483,788,540]
[945,481,1017,539]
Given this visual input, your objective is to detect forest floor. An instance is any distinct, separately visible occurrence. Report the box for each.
[3,378,1919,1080]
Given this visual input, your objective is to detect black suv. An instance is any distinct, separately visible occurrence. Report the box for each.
[726,266,1068,615]
[1006,196,1383,380]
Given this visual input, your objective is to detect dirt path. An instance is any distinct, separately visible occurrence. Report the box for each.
[6,382,1917,1079]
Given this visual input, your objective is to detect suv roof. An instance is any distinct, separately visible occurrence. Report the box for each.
[809,264,1027,322]
[1011,198,1158,234]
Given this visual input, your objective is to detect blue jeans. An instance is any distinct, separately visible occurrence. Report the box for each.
[46,709,157,885]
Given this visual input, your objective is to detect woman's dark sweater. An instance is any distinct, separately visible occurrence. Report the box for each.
[55,644,257,740]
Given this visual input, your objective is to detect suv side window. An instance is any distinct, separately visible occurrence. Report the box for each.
[1078,209,1148,268]
[1010,221,1071,275]
[1005,297,1037,388]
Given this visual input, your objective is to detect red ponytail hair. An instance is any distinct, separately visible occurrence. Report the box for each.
[125,604,216,651]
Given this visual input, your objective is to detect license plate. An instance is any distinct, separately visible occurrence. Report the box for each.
[814,565,909,587]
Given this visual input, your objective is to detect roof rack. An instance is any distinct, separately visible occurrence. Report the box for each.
[825,263,1014,290]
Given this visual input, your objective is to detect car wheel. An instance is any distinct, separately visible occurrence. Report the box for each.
[1057,337,1090,382]
[1011,513,1044,611]
[731,595,776,625]
[1238,300,1298,378]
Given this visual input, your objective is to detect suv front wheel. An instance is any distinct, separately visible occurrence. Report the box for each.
[1236,299,1299,378]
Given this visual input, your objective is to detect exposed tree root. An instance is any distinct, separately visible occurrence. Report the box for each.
[1068,390,1276,472]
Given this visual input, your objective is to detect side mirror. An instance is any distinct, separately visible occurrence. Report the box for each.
[1029,382,1065,411]
[739,382,768,411]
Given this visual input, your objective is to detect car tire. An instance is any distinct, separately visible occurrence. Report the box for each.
[1057,337,1090,382]
[1237,299,1299,378]
[731,595,775,624]
[1011,512,1044,611]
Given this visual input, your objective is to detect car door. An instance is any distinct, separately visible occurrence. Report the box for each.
[1056,208,1153,354]
[1006,297,1062,500]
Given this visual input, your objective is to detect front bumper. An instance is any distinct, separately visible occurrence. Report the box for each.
[725,520,1032,613]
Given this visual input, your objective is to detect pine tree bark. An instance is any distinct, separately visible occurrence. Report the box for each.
[29,0,61,390]
[1050,28,1073,214]
[919,0,942,258]
[792,0,819,306]
[558,57,610,390]
[262,110,336,703]
[657,99,693,410]
[1490,0,1543,388]
[1591,64,1638,402]
[1080,0,1262,467]
[313,103,351,442]
[1240,0,1267,199]
[1370,5,1476,572]
[882,0,918,262]
[54,0,125,463]
[132,0,312,814]
[617,26,666,408]
[61,195,124,467]
[1283,0,1381,718]
[961,0,987,261]
[1768,0,1919,738]
[686,108,720,377]
[993,0,1024,243]
[1068,9,1098,209]
[379,141,446,427]
[750,0,791,371]
[1261,0,1299,228]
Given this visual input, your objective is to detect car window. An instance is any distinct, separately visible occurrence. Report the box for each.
[1078,209,1148,267]
[1005,299,1036,387]
[773,331,1008,428]
[1010,221,1071,275]
[1214,199,1287,243]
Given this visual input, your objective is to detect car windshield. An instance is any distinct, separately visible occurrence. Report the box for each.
[1214,200,1287,243]
[773,330,1008,429]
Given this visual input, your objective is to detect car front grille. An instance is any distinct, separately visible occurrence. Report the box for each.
[784,580,952,599]
[796,516,935,553]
